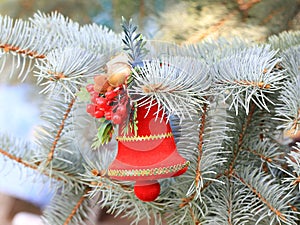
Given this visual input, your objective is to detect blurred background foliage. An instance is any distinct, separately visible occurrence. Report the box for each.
[0,0,298,42]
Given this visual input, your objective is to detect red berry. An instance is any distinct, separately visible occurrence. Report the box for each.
[112,114,122,124]
[105,111,112,120]
[86,84,94,93]
[116,105,127,117]
[94,110,105,118]
[105,90,118,100]
[96,97,108,107]
[91,93,99,104]
[99,102,111,111]
[86,104,96,114]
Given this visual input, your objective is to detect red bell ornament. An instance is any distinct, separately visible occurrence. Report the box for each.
[108,101,189,201]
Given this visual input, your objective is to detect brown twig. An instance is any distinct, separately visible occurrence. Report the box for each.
[234,173,287,221]
[234,80,271,89]
[0,147,38,170]
[217,80,271,89]
[91,169,106,177]
[63,188,90,225]
[200,173,224,192]
[46,97,76,166]
[292,176,300,186]
[189,206,201,225]
[48,71,67,81]
[0,147,66,182]
[0,44,45,59]
[245,148,273,163]
[228,104,256,176]
[180,104,207,207]
[288,203,298,212]
[195,104,207,187]
[227,182,233,225]
[90,170,132,192]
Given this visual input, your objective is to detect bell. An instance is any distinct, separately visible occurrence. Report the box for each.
[108,100,189,201]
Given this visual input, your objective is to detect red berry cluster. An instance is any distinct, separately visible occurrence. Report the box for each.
[86,84,128,125]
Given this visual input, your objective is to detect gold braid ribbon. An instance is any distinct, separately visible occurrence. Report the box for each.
[116,132,173,142]
[108,161,189,177]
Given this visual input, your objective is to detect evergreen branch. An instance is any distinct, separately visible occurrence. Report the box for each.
[80,157,165,224]
[87,178,132,195]
[0,147,76,183]
[0,147,39,171]
[233,168,299,225]
[228,104,256,176]
[181,104,208,206]
[0,134,43,174]
[79,23,122,55]
[178,105,229,221]
[228,79,271,89]
[0,136,91,217]
[227,190,233,225]
[234,174,286,221]
[121,17,146,63]
[128,57,211,121]
[205,178,255,225]
[180,38,249,65]
[0,14,58,80]
[284,145,300,191]
[166,193,205,225]
[34,95,87,186]
[174,102,229,221]
[37,145,87,193]
[35,47,105,100]
[0,134,83,186]
[200,172,224,192]
[75,136,116,175]
[281,46,300,81]
[195,104,207,188]
[0,43,46,59]
[275,47,300,132]
[63,188,90,225]
[30,11,80,49]
[268,30,300,51]
[35,94,75,161]
[288,203,299,214]
[89,179,163,225]
[31,11,122,55]
[80,161,131,193]
[46,97,76,166]
[275,76,300,132]
[244,148,273,163]
[43,187,93,225]
[212,45,284,114]
[0,136,85,189]
[244,141,284,164]
[292,176,300,186]
[188,206,201,225]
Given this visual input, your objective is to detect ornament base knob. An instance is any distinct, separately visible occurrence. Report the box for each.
[134,181,160,202]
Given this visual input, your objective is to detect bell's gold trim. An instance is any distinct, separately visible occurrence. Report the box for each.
[108,161,189,177]
[116,132,173,142]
